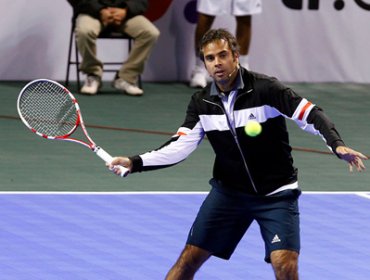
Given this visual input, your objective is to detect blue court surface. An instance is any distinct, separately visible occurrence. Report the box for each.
[0,192,369,280]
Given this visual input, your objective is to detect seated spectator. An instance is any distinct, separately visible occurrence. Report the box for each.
[70,0,160,96]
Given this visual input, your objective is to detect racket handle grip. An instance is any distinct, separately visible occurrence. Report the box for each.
[95,147,130,177]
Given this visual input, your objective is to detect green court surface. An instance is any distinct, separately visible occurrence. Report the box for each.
[1,81,369,192]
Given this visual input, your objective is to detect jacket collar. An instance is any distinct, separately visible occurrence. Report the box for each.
[210,67,246,97]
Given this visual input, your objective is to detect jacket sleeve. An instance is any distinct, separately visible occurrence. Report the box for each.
[263,78,345,155]
[125,0,148,17]
[74,0,105,19]
[304,107,345,155]
[129,96,205,173]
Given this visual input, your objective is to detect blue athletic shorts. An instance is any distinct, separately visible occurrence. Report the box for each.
[186,179,301,263]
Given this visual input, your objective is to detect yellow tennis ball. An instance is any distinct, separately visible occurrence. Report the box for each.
[244,120,262,137]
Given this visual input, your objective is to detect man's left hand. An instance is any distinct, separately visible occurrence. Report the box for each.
[108,7,127,26]
[336,146,368,172]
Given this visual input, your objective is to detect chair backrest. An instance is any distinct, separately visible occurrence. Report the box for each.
[66,0,78,19]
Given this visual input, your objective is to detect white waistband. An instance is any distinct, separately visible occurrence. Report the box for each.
[266,181,299,196]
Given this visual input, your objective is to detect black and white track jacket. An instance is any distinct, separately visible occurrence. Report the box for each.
[130,68,345,195]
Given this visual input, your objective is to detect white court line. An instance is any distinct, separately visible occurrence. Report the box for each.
[355,192,370,200]
[0,191,208,195]
[0,191,369,195]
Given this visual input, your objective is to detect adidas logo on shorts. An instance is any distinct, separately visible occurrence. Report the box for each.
[271,234,281,244]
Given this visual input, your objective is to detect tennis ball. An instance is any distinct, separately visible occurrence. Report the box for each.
[244,120,262,137]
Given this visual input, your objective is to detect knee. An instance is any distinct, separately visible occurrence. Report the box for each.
[271,250,299,280]
[146,26,160,43]
[176,247,206,273]
[166,245,210,279]
[273,260,298,280]
[138,24,160,44]
[75,25,98,40]
[152,28,160,41]
[166,254,198,280]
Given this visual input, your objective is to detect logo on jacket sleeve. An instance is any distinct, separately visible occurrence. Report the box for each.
[248,113,257,120]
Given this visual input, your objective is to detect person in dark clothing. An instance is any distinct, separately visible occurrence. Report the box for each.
[108,29,367,279]
[68,0,159,96]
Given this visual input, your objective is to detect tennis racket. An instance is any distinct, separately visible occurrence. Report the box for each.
[17,79,129,177]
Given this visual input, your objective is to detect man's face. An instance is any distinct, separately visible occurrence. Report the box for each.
[202,39,239,87]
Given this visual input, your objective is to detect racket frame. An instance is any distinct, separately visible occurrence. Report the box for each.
[17,79,129,177]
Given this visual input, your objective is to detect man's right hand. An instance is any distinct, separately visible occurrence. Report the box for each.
[107,156,133,177]
[100,8,114,26]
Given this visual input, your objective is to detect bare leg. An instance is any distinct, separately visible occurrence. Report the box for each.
[235,15,252,55]
[270,250,299,280]
[165,245,211,280]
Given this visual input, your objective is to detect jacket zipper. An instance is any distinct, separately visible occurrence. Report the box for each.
[202,98,258,193]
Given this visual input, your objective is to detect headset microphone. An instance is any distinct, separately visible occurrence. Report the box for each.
[228,66,238,78]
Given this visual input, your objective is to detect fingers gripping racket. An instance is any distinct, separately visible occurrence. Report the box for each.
[17,79,129,177]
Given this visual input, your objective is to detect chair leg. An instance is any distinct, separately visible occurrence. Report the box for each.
[65,24,74,87]
[74,35,81,92]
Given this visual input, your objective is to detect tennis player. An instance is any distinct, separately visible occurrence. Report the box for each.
[109,29,367,279]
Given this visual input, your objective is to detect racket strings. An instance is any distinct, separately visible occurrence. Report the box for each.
[19,81,78,137]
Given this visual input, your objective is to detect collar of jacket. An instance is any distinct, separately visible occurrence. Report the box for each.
[209,67,254,99]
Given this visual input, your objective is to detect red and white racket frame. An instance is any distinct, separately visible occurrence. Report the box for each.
[17,79,130,177]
